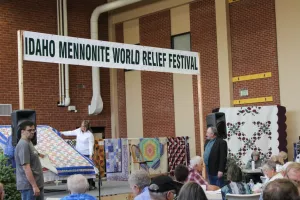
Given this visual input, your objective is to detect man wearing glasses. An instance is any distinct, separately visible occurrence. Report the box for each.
[15,121,44,200]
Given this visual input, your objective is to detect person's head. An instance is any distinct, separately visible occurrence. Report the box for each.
[0,183,4,200]
[278,151,288,164]
[206,127,218,140]
[128,169,151,197]
[251,151,260,161]
[174,165,189,183]
[177,182,208,200]
[190,156,203,172]
[80,120,91,132]
[281,161,294,176]
[20,120,36,141]
[67,174,89,194]
[262,160,277,179]
[285,163,300,185]
[227,164,243,182]
[149,175,177,200]
[263,179,299,200]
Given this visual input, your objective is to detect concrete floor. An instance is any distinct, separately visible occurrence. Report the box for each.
[44,180,131,199]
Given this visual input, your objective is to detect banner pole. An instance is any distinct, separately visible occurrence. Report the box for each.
[17,30,24,110]
[197,53,206,179]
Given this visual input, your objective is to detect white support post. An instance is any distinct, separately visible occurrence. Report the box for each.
[17,30,24,110]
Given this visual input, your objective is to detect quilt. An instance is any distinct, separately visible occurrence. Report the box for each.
[167,136,190,176]
[104,139,122,173]
[219,105,287,166]
[106,138,129,181]
[0,125,96,178]
[128,137,168,175]
[93,139,105,177]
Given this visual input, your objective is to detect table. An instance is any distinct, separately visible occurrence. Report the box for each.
[205,191,222,200]
[242,168,263,184]
[242,168,262,174]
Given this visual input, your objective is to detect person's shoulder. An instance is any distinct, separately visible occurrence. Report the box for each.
[16,139,28,148]
[61,194,96,200]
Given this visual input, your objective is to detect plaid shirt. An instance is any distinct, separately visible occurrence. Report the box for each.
[187,167,209,187]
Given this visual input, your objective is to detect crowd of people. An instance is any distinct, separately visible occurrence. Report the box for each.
[2,120,300,200]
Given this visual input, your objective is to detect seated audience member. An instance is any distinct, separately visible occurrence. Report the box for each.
[285,162,300,193]
[263,179,299,200]
[148,175,178,200]
[187,156,218,191]
[281,161,294,177]
[221,164,251,200]
[0,183,4,200]
[262,160,283,184]
[128,169,151,200]
[61,174,96,200]
[177,182,208,200]
[246,151,263,169]
[174,164,189,192]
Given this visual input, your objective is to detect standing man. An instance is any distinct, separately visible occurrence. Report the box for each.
[15,120,44,200]
[204,126,227,187]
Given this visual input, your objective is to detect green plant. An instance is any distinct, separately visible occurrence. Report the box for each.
[0,153,21,200]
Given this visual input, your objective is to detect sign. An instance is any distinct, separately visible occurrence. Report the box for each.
[22,31,200,75]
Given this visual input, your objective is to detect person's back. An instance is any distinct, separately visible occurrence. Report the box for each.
[61,193,96,200]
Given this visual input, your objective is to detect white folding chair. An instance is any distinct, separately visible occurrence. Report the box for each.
[226,193,261,200]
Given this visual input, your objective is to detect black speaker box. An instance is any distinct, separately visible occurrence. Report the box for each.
[11,110,37,146]
[206,112,227,139]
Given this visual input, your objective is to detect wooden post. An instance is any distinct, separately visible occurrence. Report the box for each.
[17,30,24,110]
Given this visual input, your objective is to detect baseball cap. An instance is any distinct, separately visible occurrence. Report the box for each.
[148,175,180,193]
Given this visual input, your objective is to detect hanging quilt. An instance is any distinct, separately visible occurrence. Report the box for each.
[219,105,287,166]
[106,138,130,181]
[104,139,122,173]
[167,136,190,176]
[129,137,168,175]
[0,125,96,178]
[93,139,106,178]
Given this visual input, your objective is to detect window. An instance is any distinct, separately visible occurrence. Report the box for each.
[171,33,191,51]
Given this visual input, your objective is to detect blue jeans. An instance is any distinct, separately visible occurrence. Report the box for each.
[208,174,224,188]
[21,187,44,200]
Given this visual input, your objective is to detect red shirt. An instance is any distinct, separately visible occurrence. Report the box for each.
[187,167,209,187]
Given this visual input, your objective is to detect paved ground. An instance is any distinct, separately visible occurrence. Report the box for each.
[44,180,131,199]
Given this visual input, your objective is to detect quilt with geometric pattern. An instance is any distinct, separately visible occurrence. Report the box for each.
[0,125,96,177]
[104,138,122,173]
[219,105,287,167]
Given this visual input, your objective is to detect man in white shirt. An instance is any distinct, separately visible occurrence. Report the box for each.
[61,120,95,190]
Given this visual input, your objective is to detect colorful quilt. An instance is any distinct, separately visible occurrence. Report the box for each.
[104,139,122,173]
[167,137,190,176]
[0,125,96,177]
[219,105,287,166]
[93,139,105,177]
[129,137,168,175]
[106,139,129,181]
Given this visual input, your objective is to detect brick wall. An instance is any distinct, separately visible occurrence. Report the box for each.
[229,0,280,106]
[190,0,220,155]
[0,0,111,138]
[115,23,128,138]
[140,11,176,138]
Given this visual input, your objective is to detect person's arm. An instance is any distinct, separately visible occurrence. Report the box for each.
[22,164,40,196]
[61,129,78,136]
[88,132,95,159]
[218,140,228,177]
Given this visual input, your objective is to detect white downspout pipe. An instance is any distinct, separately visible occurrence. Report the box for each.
[63,0,70,106]
[89,0,143,115]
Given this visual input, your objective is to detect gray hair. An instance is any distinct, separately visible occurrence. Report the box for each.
[67,174,89,194]
[262,160,277,171]
[128,169,150,190]
[208,127,218,136]
[149,184,169,200]
[190,156,203,168]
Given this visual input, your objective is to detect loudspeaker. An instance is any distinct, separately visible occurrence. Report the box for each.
[11,110,37,146]
[206,112,227,139]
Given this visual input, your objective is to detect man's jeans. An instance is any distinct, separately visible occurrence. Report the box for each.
[208,174,225,188]
[21,187,44,200]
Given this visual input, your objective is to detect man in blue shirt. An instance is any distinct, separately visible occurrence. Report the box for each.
[128,170,151,200]
[61,174,96,200]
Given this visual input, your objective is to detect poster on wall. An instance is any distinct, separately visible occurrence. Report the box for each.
[22,31,200,75]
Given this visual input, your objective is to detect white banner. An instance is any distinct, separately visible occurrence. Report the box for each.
[22,31,200,75]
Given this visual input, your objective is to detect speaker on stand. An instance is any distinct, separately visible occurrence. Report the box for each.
[206,112,227,139]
